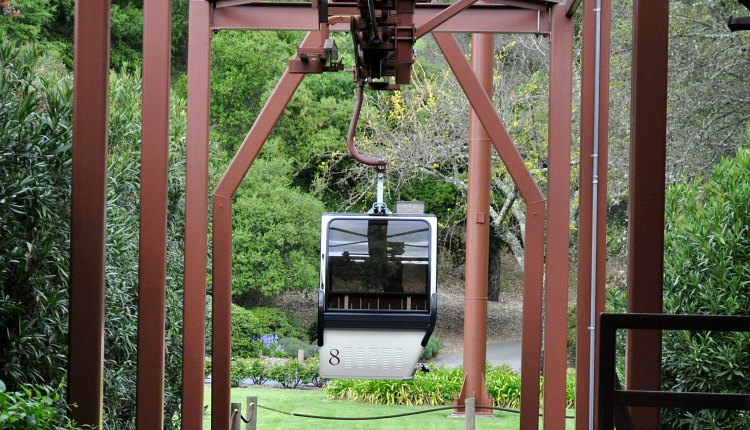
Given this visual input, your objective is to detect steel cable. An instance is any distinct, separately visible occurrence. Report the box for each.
[249,402,575,420]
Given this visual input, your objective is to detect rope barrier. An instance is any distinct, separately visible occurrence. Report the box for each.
[252,402,576,420]
[231,407,252,424]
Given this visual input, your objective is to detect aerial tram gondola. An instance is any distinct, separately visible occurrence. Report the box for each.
[317,190,438,379]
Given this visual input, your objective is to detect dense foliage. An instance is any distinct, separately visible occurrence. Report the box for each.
[661,145,750,429]
[231,159,324,299]
[208,31,300,155]
[0,42,71,394]
[0,0,190,70]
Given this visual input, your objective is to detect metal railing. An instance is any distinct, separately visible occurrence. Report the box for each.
[598,312,750,429]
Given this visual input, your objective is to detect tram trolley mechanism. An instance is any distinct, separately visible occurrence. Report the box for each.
[318,208,437,379]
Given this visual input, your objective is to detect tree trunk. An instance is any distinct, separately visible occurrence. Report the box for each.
[488,233,501,302]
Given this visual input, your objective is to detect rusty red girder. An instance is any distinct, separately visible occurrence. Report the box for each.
[627,0,669,428]
[136,0,172,427]
[212,2,551,34]
[542,6,573,428]
[68,1,110,428]
[182,1,212,429]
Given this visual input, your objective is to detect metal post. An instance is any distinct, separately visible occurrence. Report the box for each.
[575,1,611,429]
[465,397,476,430]
[68,1,110,427]
[246,397,257,430]
[456,31,494,416]
[627,0,669,427]
[182,1,213,429]
[543,5,573,429]
[136,0,172,427]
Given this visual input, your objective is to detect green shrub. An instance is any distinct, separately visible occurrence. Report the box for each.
[419,335,441,361]
[0,381,80,429]
[230,358,269,387]
[266,360,306,389]
[661,145,750,428]
[230,304,263,359]
[230,359,250,388]
[486,365,521,408]
[302,358,325,388]
[278,337,318,359]
[246,359,268,385]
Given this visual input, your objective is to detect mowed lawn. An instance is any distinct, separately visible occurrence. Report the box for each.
[202,385,575,429]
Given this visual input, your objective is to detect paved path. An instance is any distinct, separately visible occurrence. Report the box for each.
[433,340,522,371]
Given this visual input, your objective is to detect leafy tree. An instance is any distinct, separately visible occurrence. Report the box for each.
[209,31,300,156]
[265,70,356,198]
[0,0,55,42]
[0,42,71,393]
[661,144,750,429]
[231,158,324,300]
[606,0,750,226]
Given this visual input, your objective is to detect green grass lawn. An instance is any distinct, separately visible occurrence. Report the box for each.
[202,385,575,429]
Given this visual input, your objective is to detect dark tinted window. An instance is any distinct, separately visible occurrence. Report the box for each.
[327,219,430,295]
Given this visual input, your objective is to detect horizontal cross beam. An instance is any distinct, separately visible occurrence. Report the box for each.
[212,3,550,33]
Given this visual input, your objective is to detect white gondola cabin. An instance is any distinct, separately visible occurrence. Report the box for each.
[318,210,437,379]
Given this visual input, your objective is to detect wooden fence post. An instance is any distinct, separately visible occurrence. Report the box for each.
[231,402,241,430]
[246,396,258,430]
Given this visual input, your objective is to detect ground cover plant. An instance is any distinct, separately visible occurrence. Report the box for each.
[203,386,575,429]
[326,364,576,409]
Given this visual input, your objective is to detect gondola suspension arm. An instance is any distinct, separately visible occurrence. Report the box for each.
[346,82,390,214]
[346,82,387,170]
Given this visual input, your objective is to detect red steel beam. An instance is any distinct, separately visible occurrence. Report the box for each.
[210,195,233,430]
[136,1,172,427]
[454,32,494,416]
[212,3,550,34]
[68,1,110,427]
[565,0,582,17]
[542,5,573,428]
[626,0,669,428]
[575,1,610,429]
[434,32,545,429]
[211,33,318,430]
[182,1,212,429]
[414,0,478,39]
